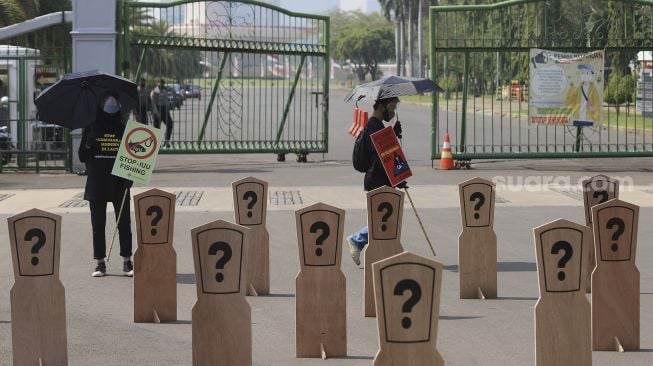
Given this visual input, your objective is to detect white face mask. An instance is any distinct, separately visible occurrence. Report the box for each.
[102,96,121,114]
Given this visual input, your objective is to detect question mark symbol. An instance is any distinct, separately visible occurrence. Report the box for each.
[309,221,330,256]
[24,228,46,266]
[393,279,422,329]
[146,205,163,236]
[470,192,485,220]
[377,202,393,232]
[593,190,609,204]
[551,241,573,281]
[243,191,257,218]
[208,241,232,283]
[606,217,625,252]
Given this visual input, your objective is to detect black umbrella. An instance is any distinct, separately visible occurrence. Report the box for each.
[34,70,138,130]
[344,75,443,102]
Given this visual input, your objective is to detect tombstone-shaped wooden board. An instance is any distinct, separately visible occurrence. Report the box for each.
[8,209,68,366]
[591,199,639,351]
[372,251,444,366]
[582,175,619,292]
[533,219,591,366]
[133,188,177,322]
[232,176,270,295]
[295,203,346,358]
[458,177,497,299]
[364,186,405,317]
[191,220,252,365]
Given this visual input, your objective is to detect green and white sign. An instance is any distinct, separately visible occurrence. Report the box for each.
[111,120,163,185]
[529,48,604,127]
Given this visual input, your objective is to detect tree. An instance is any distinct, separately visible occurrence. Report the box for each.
[605,71,635,119]
[330,11,395,81]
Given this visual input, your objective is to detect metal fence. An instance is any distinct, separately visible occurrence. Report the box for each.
[0,22,71,172]
[430,0,653,162]
[120,0,330,160]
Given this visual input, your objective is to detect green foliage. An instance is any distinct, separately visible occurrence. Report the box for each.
[330,10,395,81]
[438,74,459,99]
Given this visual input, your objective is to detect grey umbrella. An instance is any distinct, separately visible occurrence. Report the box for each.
[34,70,138,130]
[344,75,443,102]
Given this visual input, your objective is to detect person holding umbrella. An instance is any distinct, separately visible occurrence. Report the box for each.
[344,75,442,265]
[79,91,134,277]
[346,96,405,265]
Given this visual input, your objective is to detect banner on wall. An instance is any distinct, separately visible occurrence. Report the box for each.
[529,48,604,127]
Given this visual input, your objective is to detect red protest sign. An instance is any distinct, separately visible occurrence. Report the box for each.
[370,127,412,187]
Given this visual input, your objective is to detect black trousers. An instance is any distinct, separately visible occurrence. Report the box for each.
[153,107,173,141]
[89,199,132,259]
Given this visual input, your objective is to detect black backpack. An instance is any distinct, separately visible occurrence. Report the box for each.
[352,128,371,173]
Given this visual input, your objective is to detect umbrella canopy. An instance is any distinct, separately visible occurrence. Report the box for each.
[344,75,443,103]
[34,70,138,130]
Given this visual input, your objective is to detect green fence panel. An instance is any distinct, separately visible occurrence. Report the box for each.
[430,0,653,161]
[121,0,330,156]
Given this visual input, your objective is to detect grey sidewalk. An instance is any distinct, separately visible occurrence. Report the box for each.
[1,159,652,365]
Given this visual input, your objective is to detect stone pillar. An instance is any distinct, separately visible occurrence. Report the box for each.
[70,0,117,173]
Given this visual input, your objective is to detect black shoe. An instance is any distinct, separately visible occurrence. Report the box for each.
[123,260,134,277]
[92,262,106,277]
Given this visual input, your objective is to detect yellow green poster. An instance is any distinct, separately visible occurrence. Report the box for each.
[529,49,604,126]
[111,120,163,185]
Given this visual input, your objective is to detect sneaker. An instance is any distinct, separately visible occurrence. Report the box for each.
[347,237,361,266]
[92,262,106,277]
[123,260,134,277]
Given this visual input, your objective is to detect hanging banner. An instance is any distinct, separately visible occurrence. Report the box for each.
[370,127,412,187]
[111,120,164,185]
[529,49,604,126]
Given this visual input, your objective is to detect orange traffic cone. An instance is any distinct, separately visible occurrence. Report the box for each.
[439,133,455,170]
[348,107,360,136]
[354,111,368,138]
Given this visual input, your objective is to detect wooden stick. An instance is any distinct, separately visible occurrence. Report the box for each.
[403,187,436,256]
[615,337,625,353]
[153,310,161,324]
[477,287,486,300]
[107,188,129,263]
[320,343,327,360]
[248,283,258,297]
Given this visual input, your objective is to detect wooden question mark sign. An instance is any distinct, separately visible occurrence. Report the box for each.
[533,219,591,366]
[295,202,346,359]
[191,219,252,365]
[365,186,405,317]
[581,174,619,292]
[458,177,497,299]
[591,199,639,351]
[8,209,68,365]
[133,188,177,323]
[372,251,444,366]
[232,176,270,295]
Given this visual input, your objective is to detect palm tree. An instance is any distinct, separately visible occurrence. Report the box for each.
[379,0,406,76]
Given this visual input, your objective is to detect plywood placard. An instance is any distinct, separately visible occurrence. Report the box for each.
[533,219,591,366]
[372,251,444,366]
[591,199,639,351]
[582,175,619,293]
[364,186,405,317]
[133,189,177,323]
[295,203,347,358]
[191,219,252,366]
[232,176,270,295]
[458,177,497,299]
[8,209,68,366]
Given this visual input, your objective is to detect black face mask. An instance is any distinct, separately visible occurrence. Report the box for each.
[382,108,395,122]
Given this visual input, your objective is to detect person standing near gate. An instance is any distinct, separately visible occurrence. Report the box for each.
[78,91,134,277]
[150,78,173,146]
[346,97,405,265]
[135,78,150,124]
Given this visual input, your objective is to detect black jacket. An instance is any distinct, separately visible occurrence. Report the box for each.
[363,116,392,191]
[78,111,132,202]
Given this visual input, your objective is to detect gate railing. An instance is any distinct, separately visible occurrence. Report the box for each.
[430,0,653,161]
[121,0,330,156]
